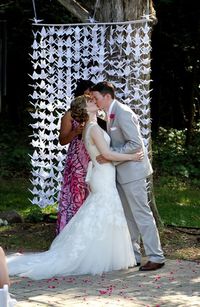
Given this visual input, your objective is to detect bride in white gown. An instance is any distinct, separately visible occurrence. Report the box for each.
[7,95,143,280]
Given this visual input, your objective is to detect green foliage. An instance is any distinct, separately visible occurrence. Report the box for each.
[25,205,58,223]
[0,121,31,178]
[152,126,200,179]
[25,207,44,223]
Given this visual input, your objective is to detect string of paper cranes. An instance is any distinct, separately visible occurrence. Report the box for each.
[29,21,152,207]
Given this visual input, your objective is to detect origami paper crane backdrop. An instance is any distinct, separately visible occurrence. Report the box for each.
[29,21,152,207]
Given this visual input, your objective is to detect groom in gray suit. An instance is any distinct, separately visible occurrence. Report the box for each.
[91,81,165,271]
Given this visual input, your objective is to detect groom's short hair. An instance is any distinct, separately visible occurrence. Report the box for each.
[91,81,115,99]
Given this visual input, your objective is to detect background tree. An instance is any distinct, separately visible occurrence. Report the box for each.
[151,0,200,144]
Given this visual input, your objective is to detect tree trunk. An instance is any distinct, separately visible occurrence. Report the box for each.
[57,0,156,23]
[185,65,197,147]
[56,0,89,22]
[94,0,155,22]
[56,0,163,227]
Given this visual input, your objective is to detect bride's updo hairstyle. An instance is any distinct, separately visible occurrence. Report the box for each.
[70,95,90,123]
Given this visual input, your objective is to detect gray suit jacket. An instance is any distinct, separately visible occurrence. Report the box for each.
[107,100,153,184]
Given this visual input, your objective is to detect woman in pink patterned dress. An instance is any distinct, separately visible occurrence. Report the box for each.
[56,80,93,234]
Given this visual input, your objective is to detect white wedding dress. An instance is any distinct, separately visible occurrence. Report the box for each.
[7,123,135,280]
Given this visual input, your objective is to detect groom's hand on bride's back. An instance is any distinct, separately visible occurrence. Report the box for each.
[133,150,144,161]
[96,155,110,164]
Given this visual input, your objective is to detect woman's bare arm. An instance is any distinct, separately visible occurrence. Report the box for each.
[59,111,84,145]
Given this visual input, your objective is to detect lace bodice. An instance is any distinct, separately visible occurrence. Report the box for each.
[84,122,110,162]
[83,122,116,192]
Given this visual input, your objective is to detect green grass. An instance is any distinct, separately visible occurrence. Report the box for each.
[0,178,31,214]
[0,177,200,228]
[0,178,57,220]
[0,177,200,256]
[155,176,200,228]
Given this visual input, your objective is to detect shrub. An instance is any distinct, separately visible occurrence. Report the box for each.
[152,126,200,180]
[0,122,31,178]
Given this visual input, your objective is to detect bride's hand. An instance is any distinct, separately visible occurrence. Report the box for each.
[132,150,144,161]
[96,154,110,164]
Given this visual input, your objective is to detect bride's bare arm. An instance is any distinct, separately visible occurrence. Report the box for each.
[90,126,143,162]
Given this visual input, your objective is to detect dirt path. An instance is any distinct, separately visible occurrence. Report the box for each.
[10,259,200,307]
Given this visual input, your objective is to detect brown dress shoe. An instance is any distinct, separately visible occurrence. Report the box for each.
[139,261,165,271]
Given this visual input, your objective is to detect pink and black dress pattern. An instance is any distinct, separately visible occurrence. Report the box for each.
[56,120,90,234]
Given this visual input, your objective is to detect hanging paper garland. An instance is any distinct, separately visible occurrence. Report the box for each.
[29,21,152,208]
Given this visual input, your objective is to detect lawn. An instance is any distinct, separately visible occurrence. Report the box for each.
[1,177,199,228]
[154,176,200,228]
[0,178,57,220]
[0,177,200,261]
[0,179,32,215]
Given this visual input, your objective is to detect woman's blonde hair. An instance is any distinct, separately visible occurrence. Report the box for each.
[70,95,90,123]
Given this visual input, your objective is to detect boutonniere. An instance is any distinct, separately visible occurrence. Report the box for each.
[109,113,115,120]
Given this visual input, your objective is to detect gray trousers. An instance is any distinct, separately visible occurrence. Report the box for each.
[117,178,165,264]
